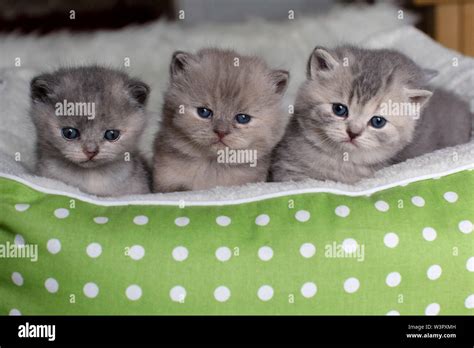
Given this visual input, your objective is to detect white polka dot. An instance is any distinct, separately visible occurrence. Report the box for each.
[47,239,61,254]
[411,196,425,207]
[427,265,442,280]
[386,310,400,316]
[15,204,30,212]
[335,205,350,218]
[83,282,99,298]
[443,191,458,203]
[216,216,231,226]
[466,257,474,272]
[375,200,389,212]
[133,215,148,225]
[384,232,399,248]
[386,272,402,287]
[86,243,102,258]
[300,282,317,298]
[299,243,316,258]
[255,214,270,226]
[11,272,23,286]
[465,294,474,309]
[14,234,25,247]
[458,220,473,234]
[257,285,274,301]
[54,208,69,219]
[215,247,232,262]
[172,246,188,261]
[93,217,108,224]
[170,286,186,302]
[129,245,145,260]
[425,303,440,315]
[344,277,360,293]
[126,285,142,301]
[9,309,21,316]
[214,286,231,302]
[295,210,310,222]
[45,278,59,293]
[258,246,273,261]
[342,238,358,254]
[174,216,189,227]
[422,227,437,241]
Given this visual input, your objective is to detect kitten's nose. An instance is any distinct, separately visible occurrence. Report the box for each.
[347,129,360,140]
[214,130,229,140]
[83,147,99,159]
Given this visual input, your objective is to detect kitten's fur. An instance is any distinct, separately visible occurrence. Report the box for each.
[272,46,472,184]
[31,66,151,196]
[153,48,290,192]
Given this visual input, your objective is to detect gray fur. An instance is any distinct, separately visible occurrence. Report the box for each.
[31,66,151,196]
[153,48,289,192]
[272,45,472,184]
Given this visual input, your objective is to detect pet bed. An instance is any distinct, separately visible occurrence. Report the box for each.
[0,4,473,315]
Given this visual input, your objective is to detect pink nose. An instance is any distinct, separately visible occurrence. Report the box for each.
[214,130,229,139]
[83,149,98,159]
[347,130,360,140]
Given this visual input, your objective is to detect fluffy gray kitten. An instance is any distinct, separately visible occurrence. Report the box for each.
[31,66,151,196]
[272,46,472,184]
[153,48,290,192]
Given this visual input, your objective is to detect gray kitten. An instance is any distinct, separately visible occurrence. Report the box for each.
[153,48,289,192]
[31,66,151,196]
[272,46,472,184]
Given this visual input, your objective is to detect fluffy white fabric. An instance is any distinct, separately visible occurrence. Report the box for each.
[0,3,472,203]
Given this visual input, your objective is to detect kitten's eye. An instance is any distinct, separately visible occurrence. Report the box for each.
[197,107,213,119]
[332,103,349,117]
[104,130,120,141]
[61,127,80,140]
[369,116,387,129]
[235,114,251,124]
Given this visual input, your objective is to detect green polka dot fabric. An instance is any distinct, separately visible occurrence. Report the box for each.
[0,171,473,315]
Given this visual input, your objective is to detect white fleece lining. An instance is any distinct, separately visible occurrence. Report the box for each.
[0,7,473,206]
[1,163,473,207]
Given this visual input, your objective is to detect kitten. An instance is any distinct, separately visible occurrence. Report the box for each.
[152,48,290,192]
[271,46,472,184]
[31,66,151,196]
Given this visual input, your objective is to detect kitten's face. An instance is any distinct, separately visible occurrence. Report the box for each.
[164,49,289,156]
[298,47,432,165]
[30,67,149,168]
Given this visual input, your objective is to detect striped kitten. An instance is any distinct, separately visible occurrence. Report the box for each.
[272,46,472,184]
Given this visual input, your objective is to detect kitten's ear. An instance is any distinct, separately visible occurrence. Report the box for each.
[307,46,339,79]
[128,80,150,106]
[405,88,433,108]
[170,51,196,77]
[30,74,55,103]
[270,69,289,95]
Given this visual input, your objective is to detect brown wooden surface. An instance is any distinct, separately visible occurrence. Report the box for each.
[462,2,474,56]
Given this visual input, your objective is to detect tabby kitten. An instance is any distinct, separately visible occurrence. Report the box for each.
[31,66,151,196]
[272,46,472,184]
[153,48,290,192]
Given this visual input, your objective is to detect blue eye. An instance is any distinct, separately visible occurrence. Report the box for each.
[61,127,80,140]
[235,114,251,124]
[197,107,213,119]
[370,116,387,129]
[104,130,120,141]
[332,103,348,117]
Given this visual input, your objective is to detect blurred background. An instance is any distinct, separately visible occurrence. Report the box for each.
[0,0,472,56]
